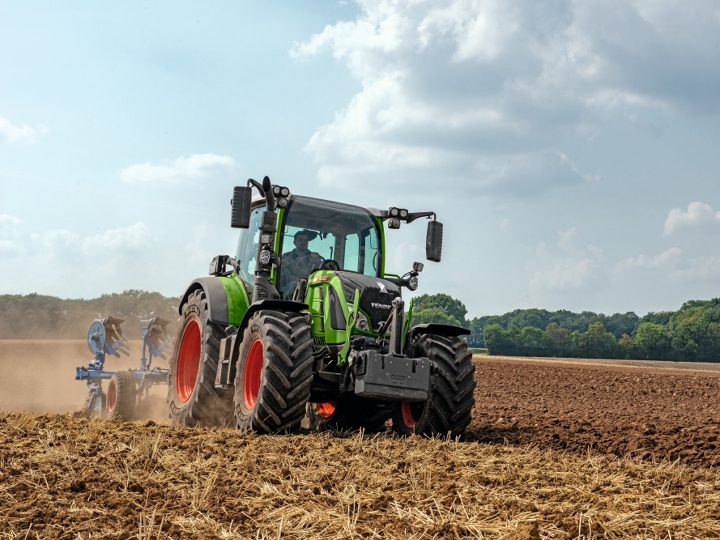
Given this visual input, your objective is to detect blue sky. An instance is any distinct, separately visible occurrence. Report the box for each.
[1,0,720,318]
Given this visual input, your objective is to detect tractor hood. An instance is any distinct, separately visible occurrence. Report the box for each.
[334,271,401,333]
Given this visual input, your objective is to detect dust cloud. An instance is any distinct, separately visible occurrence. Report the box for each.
[0,340,171,421]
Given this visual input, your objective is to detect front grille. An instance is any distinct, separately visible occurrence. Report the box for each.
[334,271,400,333]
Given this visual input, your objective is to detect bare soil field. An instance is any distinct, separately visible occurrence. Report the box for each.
[2,344,720,538]
[470,355,720,469]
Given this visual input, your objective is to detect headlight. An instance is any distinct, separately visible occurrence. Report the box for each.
[399,209,408,218]
[277,198,288,208]
[355,311,369,331]
[408,275,419,291]
[260,233,272,244]
[280,187,289,197]
[259,250,272,265]
[273,185,281,195]
[390,207,399,217]
[388,218,401,229]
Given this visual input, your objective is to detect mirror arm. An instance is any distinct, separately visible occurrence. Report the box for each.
[406,211,435,224]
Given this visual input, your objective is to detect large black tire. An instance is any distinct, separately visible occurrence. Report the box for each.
[306,397,392,433]
[392,334,475,437]
[234,311,314,433]
[107,371,136,421]
[167,288,233,427]
[82,390,106,419]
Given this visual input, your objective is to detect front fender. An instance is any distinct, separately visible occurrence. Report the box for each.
[406,323,470,344]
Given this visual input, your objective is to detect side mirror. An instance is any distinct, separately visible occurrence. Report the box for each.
[231,186,252,228]
[426,221,443,262]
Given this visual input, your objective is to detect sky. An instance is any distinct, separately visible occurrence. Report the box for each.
[1,0,720,319]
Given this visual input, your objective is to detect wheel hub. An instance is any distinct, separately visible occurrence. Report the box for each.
[176,319,202,403]
[244,339,264,409]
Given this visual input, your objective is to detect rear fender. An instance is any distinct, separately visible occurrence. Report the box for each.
[179,275,250,327]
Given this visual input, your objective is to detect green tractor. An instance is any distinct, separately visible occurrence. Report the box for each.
[167,176,475,436]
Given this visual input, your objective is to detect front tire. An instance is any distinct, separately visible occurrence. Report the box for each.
[234,311,314,433]
[167,288,233,427]
[107,371,136,421]
[392,334,475,437]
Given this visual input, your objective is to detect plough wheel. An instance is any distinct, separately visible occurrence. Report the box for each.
[107,371,136,421]
[167,288,233,427]
[392,334,476,438]
[234,310,314,433]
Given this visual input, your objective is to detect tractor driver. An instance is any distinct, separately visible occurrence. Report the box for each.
[280,230,323,297]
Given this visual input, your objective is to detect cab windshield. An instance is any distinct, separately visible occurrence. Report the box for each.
[279,196,380,296]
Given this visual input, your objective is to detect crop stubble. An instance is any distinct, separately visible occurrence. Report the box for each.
[1,343,720,538]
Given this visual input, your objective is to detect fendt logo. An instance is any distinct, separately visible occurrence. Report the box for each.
[391,374,406,381]
[371,302,392,310]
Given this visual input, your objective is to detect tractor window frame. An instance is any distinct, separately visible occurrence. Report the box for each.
[278,196,382,288]
[234,204,265,291]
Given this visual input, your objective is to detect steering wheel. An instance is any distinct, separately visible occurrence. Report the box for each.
[320,259,341,271]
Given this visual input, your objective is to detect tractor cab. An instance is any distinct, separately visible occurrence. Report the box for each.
[235,195,383,300]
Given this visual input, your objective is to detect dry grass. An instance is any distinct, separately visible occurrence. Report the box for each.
[1,411,719,539]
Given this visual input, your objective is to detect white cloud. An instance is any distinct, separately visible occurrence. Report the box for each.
[617,247,683,271]
[38,223,155,261]
[120,154,238,185]
[0,214,22,257]
[616,248,720,284]
[527,227,603,291]
[664,202,720,235]
[0,114,48,143]
[294,0,720,196]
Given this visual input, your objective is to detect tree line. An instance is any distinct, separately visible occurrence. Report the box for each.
[0,290,179,340]
[411,294,720,362]
[4,290,719,361]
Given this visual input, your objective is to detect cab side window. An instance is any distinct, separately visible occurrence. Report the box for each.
[235,208,263,290]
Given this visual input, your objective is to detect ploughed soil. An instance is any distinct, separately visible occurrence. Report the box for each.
[469,355,720,469]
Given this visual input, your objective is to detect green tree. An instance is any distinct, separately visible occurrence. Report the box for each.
[484,324,515,355]
[412,293,467,326]
[543,322,571,357]
[577,322,619,359]
[518,326,546,356]
[668,300,720,361]
[617,333,635,359]
[411,308,462,327]
[634,322,671,360]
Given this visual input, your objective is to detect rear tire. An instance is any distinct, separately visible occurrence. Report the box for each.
[167,288,233,427]
[107,371,136,421]
[392,334,475,437]
[234,311,314,433]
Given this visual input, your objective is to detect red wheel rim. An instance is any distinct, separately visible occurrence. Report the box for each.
[107,380,117,414]
[176,319,202,403]
[401,402,420,428]
[244,339,264,409]
[316,401,336,419]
